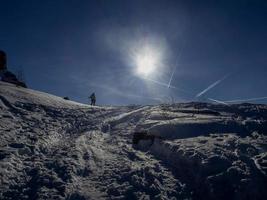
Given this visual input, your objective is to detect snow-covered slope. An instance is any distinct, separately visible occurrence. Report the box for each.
[0,81,267,200]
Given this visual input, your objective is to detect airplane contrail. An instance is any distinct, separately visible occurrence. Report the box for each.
[167,65,177,88]
[207,98,229,106]
[196,73,230,98]
[141,76,194,96]
[167,40,187,88]
[224,96,267,103]
[143,76,174,88]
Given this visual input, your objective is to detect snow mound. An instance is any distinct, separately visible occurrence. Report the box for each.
[148,134,267,199]
[0,81,88,108]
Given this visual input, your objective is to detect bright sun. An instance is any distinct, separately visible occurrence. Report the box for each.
[134,46,160,76]
[127,36,165,78]
[136,53,156,76]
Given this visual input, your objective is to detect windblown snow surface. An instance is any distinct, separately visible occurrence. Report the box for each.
[0,81,267,200]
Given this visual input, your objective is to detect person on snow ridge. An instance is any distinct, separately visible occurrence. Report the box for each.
[89,92,96,106]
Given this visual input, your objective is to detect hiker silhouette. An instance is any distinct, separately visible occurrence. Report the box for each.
[89,93,96,106]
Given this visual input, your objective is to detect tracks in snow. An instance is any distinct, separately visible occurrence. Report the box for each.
[1,101,185,199]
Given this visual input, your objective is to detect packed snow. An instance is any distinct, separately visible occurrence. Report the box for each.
[0,81,267,200]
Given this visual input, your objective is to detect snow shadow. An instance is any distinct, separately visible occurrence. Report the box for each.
[148,120,250,140]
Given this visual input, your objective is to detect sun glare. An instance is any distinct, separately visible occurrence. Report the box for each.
[133,45,161,77]
[136,53,157,76]
[126,35,166,78]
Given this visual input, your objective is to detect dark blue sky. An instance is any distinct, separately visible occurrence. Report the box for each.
[1,0,267,105]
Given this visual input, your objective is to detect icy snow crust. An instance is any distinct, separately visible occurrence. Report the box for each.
[0,81,267,200]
